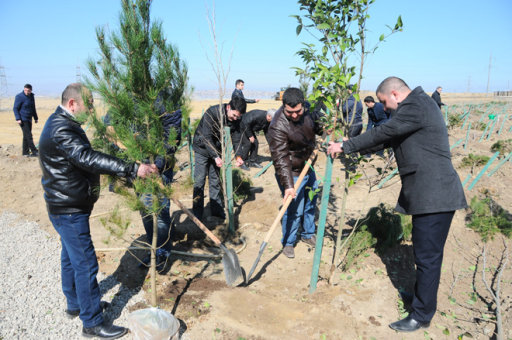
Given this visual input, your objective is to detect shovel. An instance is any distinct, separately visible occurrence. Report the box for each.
[246,150,318,283]
[170,197,244,287]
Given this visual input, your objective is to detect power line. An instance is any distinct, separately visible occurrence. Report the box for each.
[0,64,8,111]
[76,65,82,83]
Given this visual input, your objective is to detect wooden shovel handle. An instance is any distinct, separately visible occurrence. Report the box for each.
[170,197,222,246]
[263,150,318,244]
[157,180,222,246]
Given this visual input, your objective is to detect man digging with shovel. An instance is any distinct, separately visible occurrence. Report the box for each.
[267,88,324,258]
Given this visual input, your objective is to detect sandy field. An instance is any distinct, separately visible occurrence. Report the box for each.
[0,93,511,339]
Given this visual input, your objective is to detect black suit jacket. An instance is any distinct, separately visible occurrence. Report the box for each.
[343,87,467,215]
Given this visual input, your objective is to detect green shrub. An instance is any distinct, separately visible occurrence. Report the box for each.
[467,196,512,242]
[490,139,512,154]
[474,122,487,131]
[232,168,252,202]
[460,153,490,169]
[342,225,376,271]
[447,114,463,129]
[342,204,411,271]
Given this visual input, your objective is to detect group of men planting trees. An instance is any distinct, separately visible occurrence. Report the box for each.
[31,0,468,337]
[192,77,466,332]
[37,76,466,338]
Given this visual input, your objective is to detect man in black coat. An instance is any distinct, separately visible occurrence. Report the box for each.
[239,108,275,169]
[13,84,39,156]
[192,96,246,220]
[39,83,157,339]
[341,86,363,137]
[431,86,445,108]
[328,77,467,332]
[231,79,259,104]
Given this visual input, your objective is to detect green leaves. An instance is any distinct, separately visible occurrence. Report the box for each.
[394,15,403,31]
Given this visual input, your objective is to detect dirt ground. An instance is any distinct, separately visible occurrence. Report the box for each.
[0,94,511,339]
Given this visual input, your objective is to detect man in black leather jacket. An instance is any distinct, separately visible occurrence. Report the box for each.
[192,96,246,221]
[239,109,275,169]
[39,83,157,339]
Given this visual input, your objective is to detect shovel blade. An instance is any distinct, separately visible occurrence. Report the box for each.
[220,245,244,287]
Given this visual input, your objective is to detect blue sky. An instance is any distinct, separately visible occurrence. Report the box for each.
[0,0,511,96]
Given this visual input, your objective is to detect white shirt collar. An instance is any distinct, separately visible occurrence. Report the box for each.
[59,104,75,117]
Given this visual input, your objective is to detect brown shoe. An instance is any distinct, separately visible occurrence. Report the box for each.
[301,235,316,247]
[282,245,295,258]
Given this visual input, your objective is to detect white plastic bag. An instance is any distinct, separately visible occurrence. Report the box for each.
[128,307,179,340]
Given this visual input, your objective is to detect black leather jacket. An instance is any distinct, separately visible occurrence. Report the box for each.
[39,106,138,214]
[192,104,244,159]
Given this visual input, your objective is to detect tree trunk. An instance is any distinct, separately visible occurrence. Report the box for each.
[150,210,158,307]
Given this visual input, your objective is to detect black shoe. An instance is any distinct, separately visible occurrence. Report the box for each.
[239,164,250,171]
[65,301,110,319]
[138,254,169,270]
[83,321,128,339]
[250,162,263,168]
[389,315,430,332]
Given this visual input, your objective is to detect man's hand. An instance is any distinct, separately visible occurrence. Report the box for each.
[327,142,344,158]
[249,136,255,143]
[215,157,223,168]
[137,163,159,178]
[16,120,22,125]
[283,188,296,204]
[235,156,244,167]
[34,120,38,124]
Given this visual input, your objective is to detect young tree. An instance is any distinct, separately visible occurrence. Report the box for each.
[86,0,188,306]
[292,0,402,282]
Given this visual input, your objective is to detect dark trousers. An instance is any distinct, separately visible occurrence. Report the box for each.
[48,212,103,328]
[192,152,224,220]
[19,120,38,155]
[139,168,174,254]
[348,123,362,138]
[410,211,454,323]
[245,136,259,163]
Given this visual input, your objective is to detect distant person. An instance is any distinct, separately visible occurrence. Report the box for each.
[363,95,390,157]
[39,83,158,339]
[340,85,363,137]
[328,77,467,333]
[13,84,39,157]
[231,79,259,104]
[192,96,246,221]
[239,108,275,170]
[363,96,389,130]
[268,88,323,259]
[431,86,445,108]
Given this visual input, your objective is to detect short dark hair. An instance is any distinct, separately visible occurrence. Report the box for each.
[24,84,32,90]
[282,87,305,107]
[61,83,91,106]
[228,96,247,114]
[363,96,375,103]
[235,79,244,86]
[376,76,410,95]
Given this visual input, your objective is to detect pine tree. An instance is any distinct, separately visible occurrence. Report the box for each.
[86,0,188,306]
